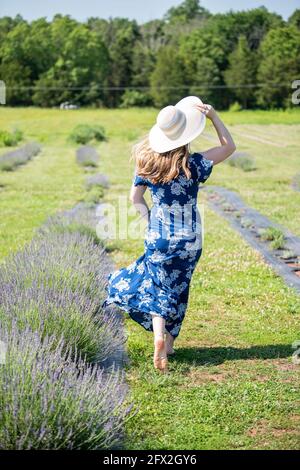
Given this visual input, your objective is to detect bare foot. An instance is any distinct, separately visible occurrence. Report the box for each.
[166,348,175,355]
[153,336,168,373]
[165,333,175,355]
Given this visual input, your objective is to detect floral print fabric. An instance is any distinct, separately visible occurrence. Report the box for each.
[102,152,214,338]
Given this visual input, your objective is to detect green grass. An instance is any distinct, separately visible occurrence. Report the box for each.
[218,108,300,125]
[120,212,300,449]
[0,144,86,259]
[0,107,299,449]
[83,185,104,203]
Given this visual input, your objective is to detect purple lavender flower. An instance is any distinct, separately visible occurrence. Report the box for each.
[0,229,125,363]
[76,146,99,167]
[0,323,129,449]
[0,143,41,171]
[0,202,129,450]
[85,174,110,190]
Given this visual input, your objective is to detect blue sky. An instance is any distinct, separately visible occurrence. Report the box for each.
[0,0,299,23]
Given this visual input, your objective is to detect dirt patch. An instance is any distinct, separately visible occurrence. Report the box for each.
[180,356,299,389]
[247,419,269,437]
[274,361,299,372]
[184,369,229,385]
[247,418,300,441]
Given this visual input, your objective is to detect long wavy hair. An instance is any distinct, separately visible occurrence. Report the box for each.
[131,134,192,184]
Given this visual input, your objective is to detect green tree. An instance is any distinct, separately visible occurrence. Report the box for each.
[131,19,166,89]
[164,0,210,24]
[256,26,300,108]
[163,0,211,40]
[1,5,299,110]
[288,9,300,29]
[150,45,186,107]
[103,18,140,107]
[205,7,283,53]
[189,57,224,108]
[33,24,109,107]
[224,36,258,108]
[131,41,156,88]
[0,18,54,104]
[179,29,226,108]
[50,14,79,52]
[0,15,24,47]
[1,18,54,81]
[0,62,31,105]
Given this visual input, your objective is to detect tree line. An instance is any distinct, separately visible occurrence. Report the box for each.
[0,0,300,109]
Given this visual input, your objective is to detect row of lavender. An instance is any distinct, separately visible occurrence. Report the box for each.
[0,202,129,448]
[0,122,107,172]
[0,142,41,171]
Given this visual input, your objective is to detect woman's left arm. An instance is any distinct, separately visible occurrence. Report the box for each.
[195,104,236,165]
[130,184,150,221]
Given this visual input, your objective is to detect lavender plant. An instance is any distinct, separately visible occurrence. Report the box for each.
[39,206,103,246]
[0,230,124,363]
[76,146,99,167]
[69,124,107,145]
[0,142,41,171]
[0,198,129,449]
[0,323,129,450]
[226,151,256,172]
[84,186,104,204]
[292,173,300,192]
[85,174,110,190]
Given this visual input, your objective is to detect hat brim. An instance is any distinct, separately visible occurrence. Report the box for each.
[149,96,206,153]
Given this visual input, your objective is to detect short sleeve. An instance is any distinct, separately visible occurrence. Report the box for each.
[191,152,214,183]
[133,173,148,187]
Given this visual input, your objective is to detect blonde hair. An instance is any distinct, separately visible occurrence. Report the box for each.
[131,134,191,184]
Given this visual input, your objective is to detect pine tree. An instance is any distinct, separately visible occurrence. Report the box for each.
[224,36,257,109]
[150,46,186,107]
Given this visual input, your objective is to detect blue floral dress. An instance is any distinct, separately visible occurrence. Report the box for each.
[102,152,214,338]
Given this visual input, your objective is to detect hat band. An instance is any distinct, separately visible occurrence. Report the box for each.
[162,110,187,140]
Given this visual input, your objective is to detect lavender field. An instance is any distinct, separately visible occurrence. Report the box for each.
[0,117,129,449]
[0,107,299,450]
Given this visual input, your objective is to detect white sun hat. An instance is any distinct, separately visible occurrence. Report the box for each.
[148,95,206,153]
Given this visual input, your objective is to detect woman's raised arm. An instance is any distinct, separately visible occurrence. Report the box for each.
[195,103,236,165]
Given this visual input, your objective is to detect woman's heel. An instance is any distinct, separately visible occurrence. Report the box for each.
[153,336,168,373]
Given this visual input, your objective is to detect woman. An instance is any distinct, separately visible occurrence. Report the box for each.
[102,96,236,373]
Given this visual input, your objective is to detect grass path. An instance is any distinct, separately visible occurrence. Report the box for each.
[0,146,85,259]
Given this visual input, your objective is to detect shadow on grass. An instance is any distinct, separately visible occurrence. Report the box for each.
[172,344,293,366]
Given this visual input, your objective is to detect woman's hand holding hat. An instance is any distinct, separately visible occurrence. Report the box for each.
[195,103,217,121]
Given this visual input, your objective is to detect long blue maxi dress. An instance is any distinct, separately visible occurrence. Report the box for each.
[102,152,214,339]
